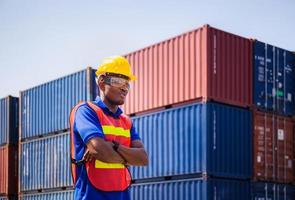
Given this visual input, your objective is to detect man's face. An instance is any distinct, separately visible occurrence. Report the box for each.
[100,75,130,105]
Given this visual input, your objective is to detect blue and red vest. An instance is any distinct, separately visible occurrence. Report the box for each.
[70,101,132,191]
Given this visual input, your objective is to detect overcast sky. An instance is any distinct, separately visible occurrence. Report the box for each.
[0,0,294,98]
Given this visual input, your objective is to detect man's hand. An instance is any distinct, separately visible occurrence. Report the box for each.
[116,140,149,166]
[86,137,125,164]
[82,149,95,163]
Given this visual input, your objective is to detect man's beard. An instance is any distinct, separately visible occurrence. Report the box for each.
[105,95,124,106]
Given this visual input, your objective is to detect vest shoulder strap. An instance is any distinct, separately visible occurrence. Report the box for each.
[69,101,86,185]
[86,101,104,120]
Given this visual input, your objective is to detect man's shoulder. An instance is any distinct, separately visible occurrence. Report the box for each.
[74,101,97,118]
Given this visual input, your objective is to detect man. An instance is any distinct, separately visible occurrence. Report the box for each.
[69,56,149,200]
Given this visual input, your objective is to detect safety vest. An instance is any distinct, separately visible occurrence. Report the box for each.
[70,101,132,191]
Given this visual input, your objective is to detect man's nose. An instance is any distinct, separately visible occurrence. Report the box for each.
[120,86,128,93]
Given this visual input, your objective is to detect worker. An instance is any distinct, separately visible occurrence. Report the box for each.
[69,56,149,200]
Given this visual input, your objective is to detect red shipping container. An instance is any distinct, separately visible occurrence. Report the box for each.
[253,111,294,183]
[0,145,18,195]
[122,24,252,115]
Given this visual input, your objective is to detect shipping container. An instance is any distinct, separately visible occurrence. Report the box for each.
[253,111,294,183]
[122,24,252,115]
[18,178,250,200]
[0,196,17,200]
[131,178,250,200]
[19,133,72,192]
[20,67,98,140]
[251,182,295,200]
[19,102,252,191]
[0,145,18,196]
[0,96,18,145]
[253,40,295,116]
[130,102,252,180]
[19,190,73,200]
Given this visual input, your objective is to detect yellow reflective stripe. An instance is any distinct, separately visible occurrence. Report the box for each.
[95,159,125,169]
[102,125,130,138]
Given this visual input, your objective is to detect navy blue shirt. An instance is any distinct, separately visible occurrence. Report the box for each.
[73,96,140,200]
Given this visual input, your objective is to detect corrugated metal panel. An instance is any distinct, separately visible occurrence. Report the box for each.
[19,190,73,200]
[131,178,250,200]
[251,182,295,200]
[130,102,252,180]
[253,40,295,116]
[253,111,294,183]
[0,96,18,145]
[20,67,98,140]
[0,146,8,195]
[0,145,18,195]
[19,133,72,192]
[0,196,17,200]
[18,179,250,200]
[122,24,252,115]
[276,116,294,184]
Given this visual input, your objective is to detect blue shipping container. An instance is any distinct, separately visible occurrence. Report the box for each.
[20,67,98,140]
[0,96,18,145]
[19,102,252,191]
[20,132,72,192]
[131,178,250,200]
[19,190,73,200]
[18,178,250,200]
[253,40,295,116]
[0,197,17,200]
[251,182,295,200]
[131,102,252,180]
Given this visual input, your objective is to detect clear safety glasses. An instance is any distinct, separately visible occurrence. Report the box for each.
[103,76,131,90]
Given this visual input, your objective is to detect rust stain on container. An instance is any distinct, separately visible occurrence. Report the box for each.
[253,111,294,183]
[0,145,18,195]
[122,25,252,115]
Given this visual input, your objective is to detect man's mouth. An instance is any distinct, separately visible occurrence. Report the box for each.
[119,92,127,98]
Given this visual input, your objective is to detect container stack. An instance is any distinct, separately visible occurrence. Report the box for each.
[18,68,97,199]
[0,96,19,200]
[124,24,295,199]
[251,40,295,198]
[121,24,254,199]
[5,24,294,199]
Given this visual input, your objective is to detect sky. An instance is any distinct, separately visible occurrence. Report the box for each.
[0,0,294,98]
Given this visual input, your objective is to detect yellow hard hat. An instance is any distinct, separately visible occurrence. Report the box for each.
[96,56,137,81]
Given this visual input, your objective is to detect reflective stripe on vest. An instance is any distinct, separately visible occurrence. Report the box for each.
[70,101,132,191]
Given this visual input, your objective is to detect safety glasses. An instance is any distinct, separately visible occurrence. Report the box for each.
[103,76,131,90]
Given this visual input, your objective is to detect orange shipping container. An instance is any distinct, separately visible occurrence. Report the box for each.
[253,111,294,183]
[122,24,252,115]
[0,145,18,195]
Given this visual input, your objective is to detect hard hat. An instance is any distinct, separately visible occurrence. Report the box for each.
[96,56,137,81]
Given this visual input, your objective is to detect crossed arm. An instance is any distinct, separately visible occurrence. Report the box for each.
[84,137,149,166]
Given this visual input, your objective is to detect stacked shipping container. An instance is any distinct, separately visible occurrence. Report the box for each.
[253,111,294,183]
[0,96,18,200]
[122,25,252,115]
[252,40,295,193]
[122,25,255,188]
[17,179,295,200]
[18,68,97,197]
[130,102,252,180]
[0,96,18,145]
[253,40,295,116]
[9,24,295,199]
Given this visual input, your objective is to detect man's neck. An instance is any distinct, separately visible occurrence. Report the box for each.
[101,96,118,114]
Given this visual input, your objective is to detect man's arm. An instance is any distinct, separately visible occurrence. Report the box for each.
[116,140,149,166]
[84,137,125,164]
[74,105,125,164]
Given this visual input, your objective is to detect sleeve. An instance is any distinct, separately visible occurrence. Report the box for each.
[74,104,105,144]
[130,122,141,141]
